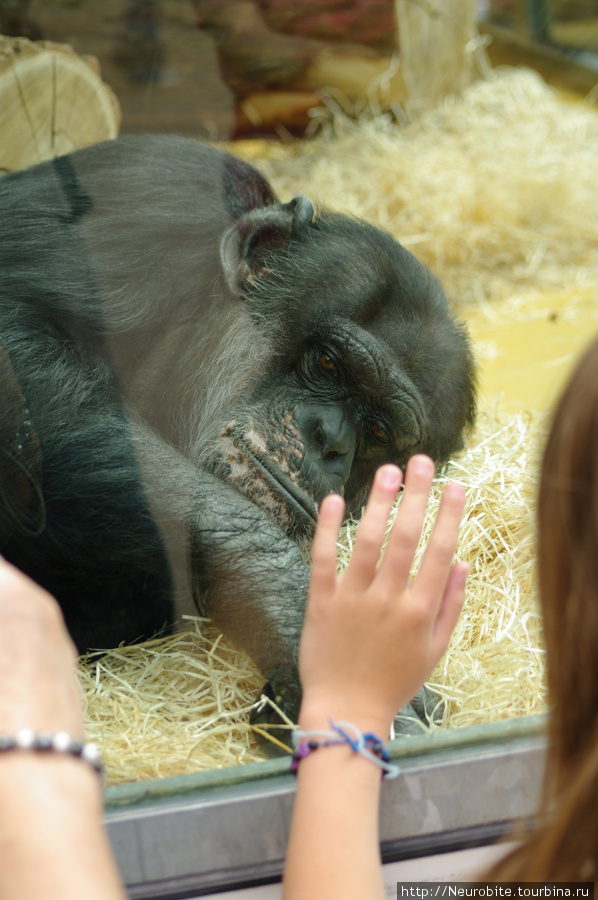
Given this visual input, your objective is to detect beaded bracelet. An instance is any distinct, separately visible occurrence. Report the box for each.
[0,730,103,779]
[291,719,399,779]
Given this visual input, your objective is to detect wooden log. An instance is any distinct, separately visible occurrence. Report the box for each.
[0,36,121,173]
[236,90,325,136]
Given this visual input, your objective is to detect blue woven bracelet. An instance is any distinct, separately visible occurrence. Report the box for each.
[291,719,399,779]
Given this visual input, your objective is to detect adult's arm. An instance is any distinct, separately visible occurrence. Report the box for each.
[0,559,125,900]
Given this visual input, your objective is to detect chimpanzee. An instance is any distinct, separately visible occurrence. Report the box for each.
[0,136,476,731]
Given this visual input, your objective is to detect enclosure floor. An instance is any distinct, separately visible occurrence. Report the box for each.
[463,288,598,416]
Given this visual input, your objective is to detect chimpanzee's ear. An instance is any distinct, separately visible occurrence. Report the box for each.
[220,194,314,293]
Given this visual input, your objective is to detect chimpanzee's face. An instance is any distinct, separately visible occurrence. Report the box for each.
[216,325,426,537]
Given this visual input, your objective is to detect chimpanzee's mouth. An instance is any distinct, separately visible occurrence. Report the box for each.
[218,422,318,534]
[243,444,318,530]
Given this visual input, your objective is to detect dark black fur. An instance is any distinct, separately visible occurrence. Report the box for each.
[0,136,475,725]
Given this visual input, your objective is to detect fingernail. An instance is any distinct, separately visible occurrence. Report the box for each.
[409,454,435,475]
[322,493,344,513]
[379,465,401,489]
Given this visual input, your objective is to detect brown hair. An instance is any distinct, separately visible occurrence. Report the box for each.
[486,335,598,882]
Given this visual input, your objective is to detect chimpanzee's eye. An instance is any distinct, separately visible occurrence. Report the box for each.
[320,353,337,372]
[371,422,388,442]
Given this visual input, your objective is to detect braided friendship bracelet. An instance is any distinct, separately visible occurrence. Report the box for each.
[0,730,103,778]
[291,719,399,779]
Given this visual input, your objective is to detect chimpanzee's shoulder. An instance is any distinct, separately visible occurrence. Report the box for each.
[93,134,279,215]
[0,134,279,222]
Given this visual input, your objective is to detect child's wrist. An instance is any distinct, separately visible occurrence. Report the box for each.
[291,719,400,779]
[298,695,394,739]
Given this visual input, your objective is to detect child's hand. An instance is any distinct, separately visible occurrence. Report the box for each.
[298,455,468,736]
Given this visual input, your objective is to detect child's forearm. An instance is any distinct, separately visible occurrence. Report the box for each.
[283,707,390,900]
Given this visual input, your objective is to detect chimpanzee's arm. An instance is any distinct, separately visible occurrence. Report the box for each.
[190,473,310,723]
[129,422,310,723]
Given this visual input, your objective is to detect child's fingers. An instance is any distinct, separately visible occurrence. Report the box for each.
[413,482,466,611]
[346,465,403,589]
[308,493,346,603]
[431,561,468,660]
[376,455,435,591]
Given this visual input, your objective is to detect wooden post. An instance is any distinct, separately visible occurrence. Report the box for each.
[395,0,477,117]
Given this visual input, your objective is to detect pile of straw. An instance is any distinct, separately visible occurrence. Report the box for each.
[81,67,598,783]
[80,621,265,784]
[423,409,546,728]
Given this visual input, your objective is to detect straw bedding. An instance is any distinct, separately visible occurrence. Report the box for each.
[81,67,598,784]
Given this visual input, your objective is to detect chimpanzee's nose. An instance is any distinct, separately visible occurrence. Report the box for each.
[297,403,356,484]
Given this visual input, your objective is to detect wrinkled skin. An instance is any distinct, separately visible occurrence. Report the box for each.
[0,136,476,735]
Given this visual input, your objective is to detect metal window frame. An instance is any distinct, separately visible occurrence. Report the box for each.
[103,715,546,899]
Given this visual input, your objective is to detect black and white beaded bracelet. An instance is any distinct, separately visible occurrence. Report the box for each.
[0,730,103,778]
